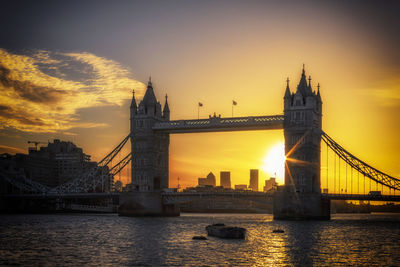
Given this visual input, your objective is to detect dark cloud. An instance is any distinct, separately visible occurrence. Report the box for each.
[0,64,68,104]
[0,104,48,126]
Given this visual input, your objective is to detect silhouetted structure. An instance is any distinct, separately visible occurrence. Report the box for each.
[27,139,93,187]
[264,178,278,192]
[235,184,247,190]
[220,171,231,189]
[274,65,329,220]
[198,172,216,187]
[249,169,259,191]
[0,140,111,191]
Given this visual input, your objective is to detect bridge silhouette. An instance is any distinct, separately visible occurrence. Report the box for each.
[1,67,399,218]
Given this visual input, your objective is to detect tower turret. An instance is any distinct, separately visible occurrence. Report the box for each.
[296,64,313,97]
[139,77,160,116]
[130,89,137,115]
[305,75,316,108]
[284,78,292,110]
[163,94,170,120]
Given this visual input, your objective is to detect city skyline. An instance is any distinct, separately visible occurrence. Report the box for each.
[1,0,399,188]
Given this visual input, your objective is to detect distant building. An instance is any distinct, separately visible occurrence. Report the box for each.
[197,172,216,187]
[263,178,278,192]
[220,171,231,189]
[235,184,247,190]
[198,178,208,186]
[0,139,111,191]
[249,169,259,191]
[207,172,216,186]
[25,139,94,187]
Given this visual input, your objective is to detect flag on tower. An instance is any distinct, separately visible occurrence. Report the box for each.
[232,100,237,105]
[198,102,203,107]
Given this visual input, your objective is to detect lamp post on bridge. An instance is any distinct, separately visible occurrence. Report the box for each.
[232,100,237,117]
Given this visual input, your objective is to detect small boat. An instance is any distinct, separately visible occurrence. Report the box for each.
[205,223,246,239]
[272,229,284,233]
[192,235,207,240]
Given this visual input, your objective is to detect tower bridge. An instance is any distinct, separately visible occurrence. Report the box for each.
[2,66,400,219]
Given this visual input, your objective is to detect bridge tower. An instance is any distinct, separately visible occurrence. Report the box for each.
[274,66,330,220]
[120,78,178,216]
[130,78,170,191]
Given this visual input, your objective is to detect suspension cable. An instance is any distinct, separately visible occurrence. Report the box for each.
[345,164,347,194]
[326,143,328,192]
[321,131,400,190]
[339,157,341,194]
[334,153,336,194]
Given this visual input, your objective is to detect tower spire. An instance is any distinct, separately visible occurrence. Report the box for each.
[284,77,291,99]
[317,83,322,102]
[130,89,137,111]
[163,93,170,120]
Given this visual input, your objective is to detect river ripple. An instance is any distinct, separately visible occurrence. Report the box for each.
[1,213,399,266]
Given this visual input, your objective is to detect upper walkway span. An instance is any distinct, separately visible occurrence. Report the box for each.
[152,114,284,133]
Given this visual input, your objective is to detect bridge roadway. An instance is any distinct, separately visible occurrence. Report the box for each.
[163,192,400,204]
[2,192,400,202]
[323,193,400,202]
[152,115,284,133]
[162,191,274,205]
[1,192,120,199]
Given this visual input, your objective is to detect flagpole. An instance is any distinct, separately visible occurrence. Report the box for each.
[198,102,203,119]
[232,103,233,117]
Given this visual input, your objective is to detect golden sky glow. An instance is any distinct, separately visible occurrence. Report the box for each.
[0,1,399,190]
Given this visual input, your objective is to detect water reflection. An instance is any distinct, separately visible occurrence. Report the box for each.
[0,213,399,266]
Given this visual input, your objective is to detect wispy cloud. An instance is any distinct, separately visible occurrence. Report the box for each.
[360,76,400,107]
[0,144,25,154]
[0,49,145,133]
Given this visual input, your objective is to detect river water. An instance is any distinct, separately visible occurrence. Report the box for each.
[0,213,399,266]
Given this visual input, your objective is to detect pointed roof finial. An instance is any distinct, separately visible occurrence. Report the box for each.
[302,63,305,75]
[130,89,137,109]
[148,76,152,86]
[317,83,320,91]
[308,75,312,86]
[163,93,170,114]
[284,77,291,99]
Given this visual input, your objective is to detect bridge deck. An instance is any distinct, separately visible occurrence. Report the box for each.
[323,193,400,202]
[153,115,284,133]
[1,192,120,199]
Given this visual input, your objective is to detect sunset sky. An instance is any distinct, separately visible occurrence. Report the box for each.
[1,0,399,189]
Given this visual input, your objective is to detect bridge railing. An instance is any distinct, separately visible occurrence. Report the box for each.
[153,115,284,132]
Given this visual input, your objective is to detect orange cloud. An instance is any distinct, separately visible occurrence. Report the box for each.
[0,144,25,154]
[0,49,146,133]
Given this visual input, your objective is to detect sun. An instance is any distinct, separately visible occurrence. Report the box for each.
[261,142,286,184]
